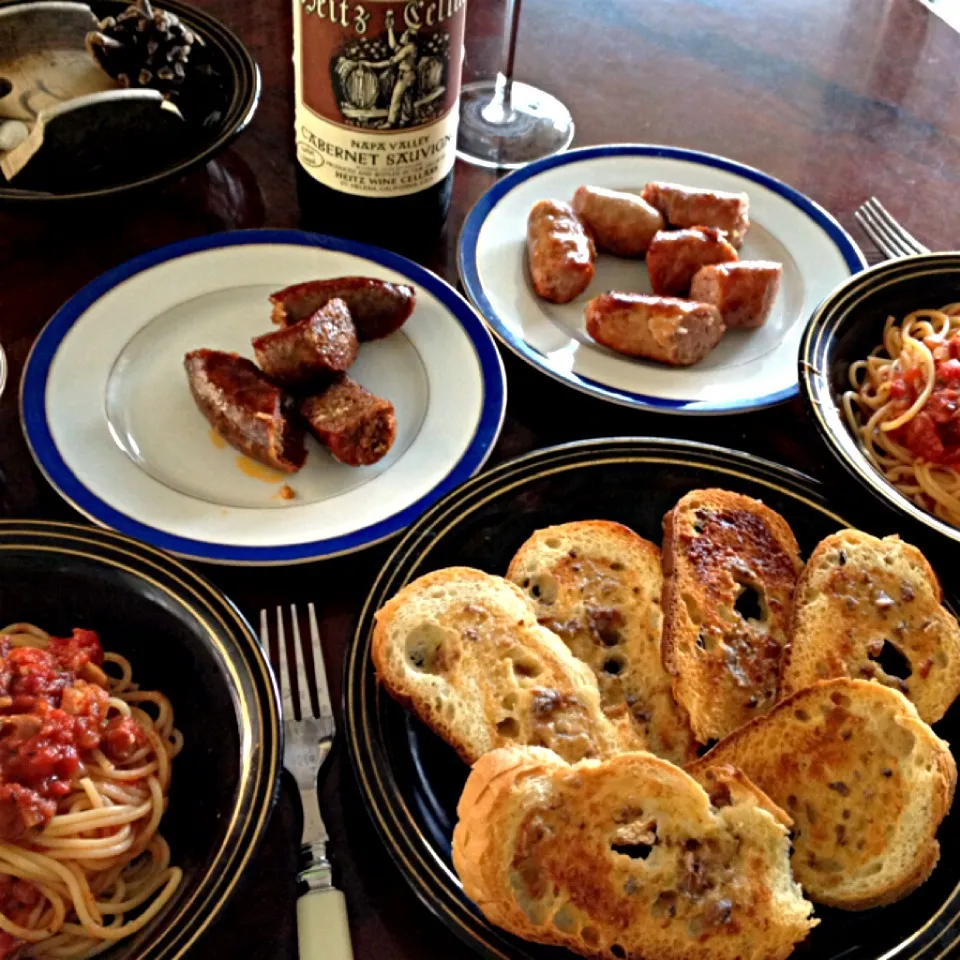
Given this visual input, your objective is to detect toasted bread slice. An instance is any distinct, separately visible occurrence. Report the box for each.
[452,746,816,960]
[688,679,957,909]
[780,530,960,723]
[662,489,803,742]
[506,521,696,764]
[372,567,627,764]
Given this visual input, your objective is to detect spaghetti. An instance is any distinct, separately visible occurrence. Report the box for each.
[0,624,182,959]
[843,303,960,527]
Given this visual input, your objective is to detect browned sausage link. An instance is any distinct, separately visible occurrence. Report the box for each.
[184,349,306,472]
[527,200,596,303]
[585,292,726,366]
[641,181,751,248]
[690,261,782,330]
[572,185,664,257]
[252,298,358,388]
[645,227,738,297]
[300,376,397,467]
[269,277,416,341]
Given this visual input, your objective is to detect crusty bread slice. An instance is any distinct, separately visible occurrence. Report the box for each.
[372,567,627,764]
[661,489,803,742]
[780,530,960,723]
[506,521,696,764]
[688,678,957,909]
[452,746,816,960]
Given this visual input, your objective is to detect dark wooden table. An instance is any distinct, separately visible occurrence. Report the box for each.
[2,0,960,955]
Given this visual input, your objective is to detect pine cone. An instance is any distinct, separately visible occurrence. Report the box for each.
[86,0,205,100]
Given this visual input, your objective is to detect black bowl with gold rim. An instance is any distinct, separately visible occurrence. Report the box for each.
[799,252,960,549]
[0,519,280,958]
[345,437,960,960]
[0,0,259,204]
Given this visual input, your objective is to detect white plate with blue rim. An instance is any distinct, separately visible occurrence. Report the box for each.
[458,144,866,415]
[20,230,506,565]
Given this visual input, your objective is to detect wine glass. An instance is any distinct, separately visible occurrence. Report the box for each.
[457,0,574,170]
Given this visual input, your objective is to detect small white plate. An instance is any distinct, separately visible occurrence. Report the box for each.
[21,230,506,565]
[459,144,865,414]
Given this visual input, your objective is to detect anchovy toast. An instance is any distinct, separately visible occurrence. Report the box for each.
[780,530,960,723]
[371,567,627,764]
[661,489,802,741]
[688,679,957,909]
[452,746,816,960]
[506,521,696,764]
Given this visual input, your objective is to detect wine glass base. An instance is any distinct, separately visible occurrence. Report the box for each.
[456,80,574,170]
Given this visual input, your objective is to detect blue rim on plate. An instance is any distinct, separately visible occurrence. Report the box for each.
[458,143,866,415]
[21,229,507,565]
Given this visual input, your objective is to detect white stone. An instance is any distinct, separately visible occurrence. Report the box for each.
[0,120,29,152]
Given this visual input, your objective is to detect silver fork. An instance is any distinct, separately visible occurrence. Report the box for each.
[855,196,931,260]
[261,604,354,960]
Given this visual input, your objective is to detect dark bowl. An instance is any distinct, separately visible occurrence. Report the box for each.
[799,252,960,548]
[0,519,281,958]
[345,437,960,960]
[0,0,259,204]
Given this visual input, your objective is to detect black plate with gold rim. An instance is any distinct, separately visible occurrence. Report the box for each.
[0,519,281,958]
[799,252,960,550]
[345,437,960,960]
[0,0,259,204]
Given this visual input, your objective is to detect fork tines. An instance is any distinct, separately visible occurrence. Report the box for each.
[854,197,930,260]
[261,603,334,727]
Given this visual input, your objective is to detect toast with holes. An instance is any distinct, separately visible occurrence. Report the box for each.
[688,679,957,909]
[371,567,628,764]
[661,489,803,742]
[506,521,697,764]
[452,746,816,960]
[780,530,960,723]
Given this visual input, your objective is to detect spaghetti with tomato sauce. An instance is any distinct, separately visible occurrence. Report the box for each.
[0,624,181,959]
[843,304,960,527]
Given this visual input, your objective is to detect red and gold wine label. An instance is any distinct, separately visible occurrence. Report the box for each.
[293,0,466,197]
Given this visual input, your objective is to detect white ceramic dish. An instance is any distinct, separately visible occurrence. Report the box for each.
[21,230,506,565]
[459,144,866,414]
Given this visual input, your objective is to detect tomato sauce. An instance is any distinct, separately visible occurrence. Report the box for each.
[0,630,140,844]
[889,335,960,465]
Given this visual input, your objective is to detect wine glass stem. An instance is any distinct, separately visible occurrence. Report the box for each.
[480,0,524,126]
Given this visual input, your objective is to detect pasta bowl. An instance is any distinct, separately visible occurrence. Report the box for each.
[0,520,280,957]
[799,251,960,547]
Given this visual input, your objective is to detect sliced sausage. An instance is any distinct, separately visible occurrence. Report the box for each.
[527,199,596,303]
[585,292,726,366]
[571,185,664,257]
[645,227,738,297]
[690,261,783,329]
[269,277,416,341]
[252,298,358,388]
[184,349,306,472]
[300,376,396,467]
[641,181,751,248]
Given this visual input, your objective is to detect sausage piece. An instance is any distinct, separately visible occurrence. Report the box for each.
[690,261,783,329]
[571,185,664,257]
[646,227,738,297]
[585,293,726,366]
[184,349,306,472]
[269,277,416,341]
[641,181,751,248]
[527,199,596,303]
[252,298,358,388]
[300,376,396,467]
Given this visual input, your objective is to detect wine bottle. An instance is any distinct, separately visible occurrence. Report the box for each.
[292,0,466,249]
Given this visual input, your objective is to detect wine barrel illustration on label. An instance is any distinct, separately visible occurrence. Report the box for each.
[293,0,465,198]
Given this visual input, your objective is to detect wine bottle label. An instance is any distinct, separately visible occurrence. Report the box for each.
[293,0,466,198]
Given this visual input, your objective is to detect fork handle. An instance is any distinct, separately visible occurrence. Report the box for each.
[297,887,354,960]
